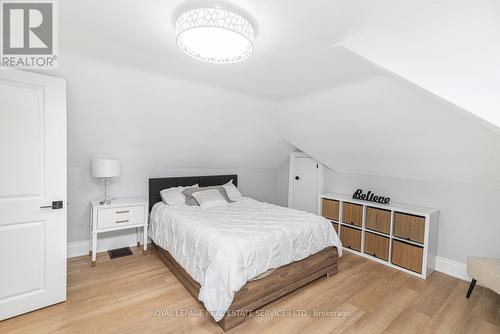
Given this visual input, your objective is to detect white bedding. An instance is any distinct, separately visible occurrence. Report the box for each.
[149,197,342,321]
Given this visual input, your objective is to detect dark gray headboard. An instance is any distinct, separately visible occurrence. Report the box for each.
[148,174,237,211]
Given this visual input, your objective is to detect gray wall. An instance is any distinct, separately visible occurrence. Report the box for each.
[50,50,293,245]
[69,167,280,243]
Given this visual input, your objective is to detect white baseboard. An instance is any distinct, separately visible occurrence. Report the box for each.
[68,239,470,282]
[68,233,151,258]
[67,240,91,258]
[434,256,470,281]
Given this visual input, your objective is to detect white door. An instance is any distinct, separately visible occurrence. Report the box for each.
[0,69,67,320]
[290,157,318,213]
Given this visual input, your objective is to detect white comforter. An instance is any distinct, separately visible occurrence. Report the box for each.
[149,197,342,321]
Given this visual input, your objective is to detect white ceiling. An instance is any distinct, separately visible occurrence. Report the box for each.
[60,0,500,127]
[61,0,376,100]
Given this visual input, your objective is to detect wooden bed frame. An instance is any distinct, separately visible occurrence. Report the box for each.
[149,175,339,331]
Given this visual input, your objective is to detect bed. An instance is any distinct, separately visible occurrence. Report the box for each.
[148,175,341,331]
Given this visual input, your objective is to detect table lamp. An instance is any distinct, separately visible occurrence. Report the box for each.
[90,158,120,205]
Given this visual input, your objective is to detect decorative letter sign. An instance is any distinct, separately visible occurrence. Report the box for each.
[352,189,390,205]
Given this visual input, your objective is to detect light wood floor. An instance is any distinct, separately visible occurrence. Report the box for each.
[1,247,499,334]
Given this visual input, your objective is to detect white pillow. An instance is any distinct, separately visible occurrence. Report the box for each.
[192,189,228,209]
[222,180,242,201]
[160,184,198,206]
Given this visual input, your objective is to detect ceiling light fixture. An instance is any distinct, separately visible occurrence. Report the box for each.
[175,7,255,64]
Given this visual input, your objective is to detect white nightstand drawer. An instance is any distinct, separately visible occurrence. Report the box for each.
[97,205,145,229]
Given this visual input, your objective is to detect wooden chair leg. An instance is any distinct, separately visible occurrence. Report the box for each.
[466,279,476,298]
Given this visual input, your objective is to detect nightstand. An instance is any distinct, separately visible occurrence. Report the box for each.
[89,198,148,266]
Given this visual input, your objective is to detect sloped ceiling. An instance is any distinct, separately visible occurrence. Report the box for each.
[340,0,500,128]
[277,47,500,185]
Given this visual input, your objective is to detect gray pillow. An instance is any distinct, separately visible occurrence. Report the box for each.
[182,186,233,206]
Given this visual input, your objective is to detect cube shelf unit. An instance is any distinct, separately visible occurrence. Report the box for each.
[320,193,439,279]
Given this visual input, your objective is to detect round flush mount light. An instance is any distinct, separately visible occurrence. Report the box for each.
[175,7,255,64]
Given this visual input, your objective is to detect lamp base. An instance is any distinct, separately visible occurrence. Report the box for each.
[99,177,113,205]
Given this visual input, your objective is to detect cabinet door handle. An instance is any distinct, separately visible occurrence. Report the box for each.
[116,220,129,224]
[116,210,129,214]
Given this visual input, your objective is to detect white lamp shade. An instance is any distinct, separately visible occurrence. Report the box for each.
[91,158,120,178]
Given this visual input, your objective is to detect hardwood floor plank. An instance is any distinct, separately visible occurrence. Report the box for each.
[411,271,460,318]
[468,284,500,326]
[341,286,418,334]
[382,308,431,334]
[424,279,495,334]
[462,318,500,334]
[349,270,409,312]
[0,248,498,334]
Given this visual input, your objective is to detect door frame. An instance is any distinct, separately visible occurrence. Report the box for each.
[287,152,323,212]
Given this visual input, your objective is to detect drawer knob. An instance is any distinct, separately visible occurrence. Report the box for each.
[116,210,130,214]
[116,220,129,224]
